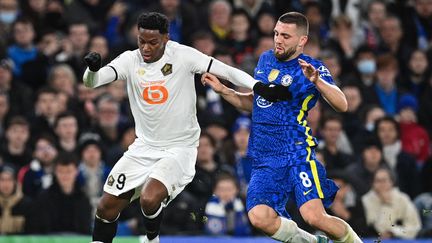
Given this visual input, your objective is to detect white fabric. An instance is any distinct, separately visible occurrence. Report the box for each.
[362,188,421,239]
[383,141,401,170]
[103,141,197,205]
[139,235,160,243]
[271,217,317,242]
[83,40,257,148]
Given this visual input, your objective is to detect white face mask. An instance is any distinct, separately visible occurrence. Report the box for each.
[357,59,376,75]
[0,11,17,24]
[365,122,375,132]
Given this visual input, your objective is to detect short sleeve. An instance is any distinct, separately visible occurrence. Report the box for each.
[313,62,335,85]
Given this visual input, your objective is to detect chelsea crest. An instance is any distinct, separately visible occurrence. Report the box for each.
[281,74,293,87]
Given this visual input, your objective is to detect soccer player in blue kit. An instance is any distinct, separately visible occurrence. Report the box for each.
[202,12,363,243]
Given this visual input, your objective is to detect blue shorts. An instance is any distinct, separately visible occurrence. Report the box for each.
[246,147,338,218]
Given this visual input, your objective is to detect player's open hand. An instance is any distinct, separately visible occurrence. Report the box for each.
[201,73,225,94]
[299,58,319,84]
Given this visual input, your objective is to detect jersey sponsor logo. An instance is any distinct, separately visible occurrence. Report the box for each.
[256,96,273,108]
[161,63,173,76]
[303,188,313,196]
[256,70,264,74]
[281,74,293,86]
[140,80,169,104]
[317,65,331,78]
[268,69,280,82]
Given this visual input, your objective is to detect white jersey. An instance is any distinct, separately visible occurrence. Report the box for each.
[109,41,211,148]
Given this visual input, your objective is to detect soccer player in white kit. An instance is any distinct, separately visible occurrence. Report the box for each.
[83,12,291,243]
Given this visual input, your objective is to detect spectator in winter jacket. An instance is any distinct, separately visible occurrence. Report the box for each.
[204,173,251,236]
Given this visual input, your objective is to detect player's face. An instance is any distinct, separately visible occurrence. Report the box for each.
[137,28,169,63]
[273,21,307,61]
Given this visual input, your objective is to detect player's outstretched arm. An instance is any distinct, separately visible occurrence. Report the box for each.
[83,52,117,88]
[202,73,253,112]
[298,58,348,112]
[208,58,292,102]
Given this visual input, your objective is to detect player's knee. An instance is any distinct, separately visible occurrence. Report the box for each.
[96,201,118,221]
[302,211,326,228]
[248,206,275,230]
[140,194,162,213]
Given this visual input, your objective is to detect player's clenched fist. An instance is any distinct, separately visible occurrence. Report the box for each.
[84,52,102,72]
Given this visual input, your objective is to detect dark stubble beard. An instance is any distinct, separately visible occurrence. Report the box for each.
[274,46,297,61]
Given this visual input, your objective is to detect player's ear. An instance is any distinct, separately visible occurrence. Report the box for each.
[163,33,170,43]
[299,35,308,47]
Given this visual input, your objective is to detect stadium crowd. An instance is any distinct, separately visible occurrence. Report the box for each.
[0,0,431,240]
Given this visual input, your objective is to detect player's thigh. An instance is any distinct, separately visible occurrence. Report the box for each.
[146,146,197,206]
[246,165,290,218]
[288,147,339,209]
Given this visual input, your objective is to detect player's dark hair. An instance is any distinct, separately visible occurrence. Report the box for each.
[137,12,169,34]
[54,151,79,167]
[278,12,309,35]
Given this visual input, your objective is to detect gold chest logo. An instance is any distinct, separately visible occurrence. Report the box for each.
[268,69,280,82]
[161,63,173,76]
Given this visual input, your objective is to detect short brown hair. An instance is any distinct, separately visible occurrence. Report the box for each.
[376,53,398,71]
[278,12,309,35]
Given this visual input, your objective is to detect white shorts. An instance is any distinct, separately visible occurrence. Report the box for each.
[103,140,197,206]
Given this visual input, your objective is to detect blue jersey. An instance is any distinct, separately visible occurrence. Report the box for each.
[248,51,335,160]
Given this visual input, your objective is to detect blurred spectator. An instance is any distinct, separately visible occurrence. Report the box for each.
[255,10,275,37]
[89,35,110,66]
[0,116,32,169]
[403,49,430,96]
[371,53,401,115]
[191,31,216,57]
[0,57,32,117]
[341,84,363,138]
[19,134,58,199]
[204,173,251,236]
[0,165,32,234]
[91,94,125,166]
[63,0,114,34]
[103,1,129,48]
[186,132,232,229]
[304,1,329,42]
[400,0,432,51]
[323,0,362,32]
[346,136,386,195]
[327,170,368,237]
[227,8,255,65]
[0,91,9,137]
[414,192,432,238]
[352,105,385,154]
[207,0,232,46]
[221,116,252,199]
[326,15,361,61]
[317,114,354,172]
[397,94,430,167]
[31,87,60,139]
[56,22,90,77]
[36,29,63,69]
[20,0,67,39]
[351,45,377,91]
[419,74,432,137]
[47,64,77,98]
[204,118,229,154]
[77,132,110,216]
[303,35,321,59]
[27,151,92,234]
[319,49,343,87]
[359,0,387,50]
[54,112,79,153]
[375,116,420,198]
[7,17,39,78]
[0,0,20,46]
[362,167,421,239]
[232,0,272,19]
[377,15,413,72]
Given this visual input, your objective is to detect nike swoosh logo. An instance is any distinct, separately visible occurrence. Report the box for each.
[257,70,264,74]
[303,189,313,196]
